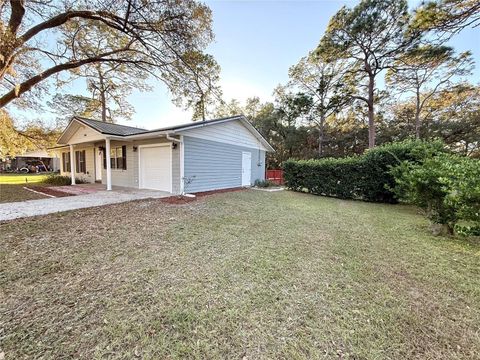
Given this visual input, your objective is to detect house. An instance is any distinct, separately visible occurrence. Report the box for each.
[1,149,60,172]
[53,115,274,194]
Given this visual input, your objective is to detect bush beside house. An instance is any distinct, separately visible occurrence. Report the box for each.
[283,139,446,203]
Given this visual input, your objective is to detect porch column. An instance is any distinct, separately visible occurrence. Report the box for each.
[105,137,112,191]
[69,144,75,185]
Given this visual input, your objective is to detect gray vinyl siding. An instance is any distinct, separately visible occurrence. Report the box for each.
[183,136,266,193]
[100,138,181,193]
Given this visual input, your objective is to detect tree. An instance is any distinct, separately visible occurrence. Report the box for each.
[317,0,416,148]
[213,99,243,118]
[0,110,60,158]
[0,0,214,109]
[386,45,473,138]
[411,0,480,38]
[421,84,480,156]
[289,53,350,156]
[168,52,222,121]
[48,94,101,127]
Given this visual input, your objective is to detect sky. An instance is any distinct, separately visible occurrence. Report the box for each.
[17,0,480,130]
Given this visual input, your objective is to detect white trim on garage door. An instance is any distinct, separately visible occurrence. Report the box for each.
[138,143,172,192]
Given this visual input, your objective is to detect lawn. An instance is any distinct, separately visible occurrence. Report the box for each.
[1,190,479,359]
[0,173,50,184]
[0,174,51,203]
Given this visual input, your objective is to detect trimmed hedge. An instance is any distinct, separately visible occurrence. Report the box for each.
[283,139,446,203]
[42,174,88,186]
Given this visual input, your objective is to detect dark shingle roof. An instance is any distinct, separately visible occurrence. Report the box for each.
[74,116,148,136]
[75,115,245,136]
[64,115,274,151]
[136,115,244,134]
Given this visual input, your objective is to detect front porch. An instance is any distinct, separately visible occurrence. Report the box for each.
[58,138,119,191]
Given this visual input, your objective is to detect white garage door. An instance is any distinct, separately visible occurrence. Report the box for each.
[139,145,172,192]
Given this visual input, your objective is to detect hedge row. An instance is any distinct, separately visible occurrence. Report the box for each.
[283,139,446,203]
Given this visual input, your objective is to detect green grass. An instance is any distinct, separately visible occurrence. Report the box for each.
[1,190,479,359]
[0,173,50,184]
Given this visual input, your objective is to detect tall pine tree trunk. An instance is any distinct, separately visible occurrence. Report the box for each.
[318,114,325,157]
[97,66,107,122]
[415,88,421,139]
[367,73,375,148]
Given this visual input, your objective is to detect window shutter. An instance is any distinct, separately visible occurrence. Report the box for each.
[66,152,71,172]
[103,148,106,169]
[81,150,86,173]
[122,145,127,170]
[75,151,79,173]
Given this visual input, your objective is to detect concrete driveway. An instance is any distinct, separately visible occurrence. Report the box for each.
[0,187,171,221]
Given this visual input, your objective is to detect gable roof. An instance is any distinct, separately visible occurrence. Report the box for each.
[74,116,148,136]
[136,115,274,151]
[58,115,274,151]
[138,115,245,133]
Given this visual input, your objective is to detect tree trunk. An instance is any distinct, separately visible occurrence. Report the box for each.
[318,114,325,157]
[367,73,375,148]
[415,88,421,139]
[97,66,107,122]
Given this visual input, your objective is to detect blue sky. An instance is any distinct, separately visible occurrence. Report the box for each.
[28,1,480,129]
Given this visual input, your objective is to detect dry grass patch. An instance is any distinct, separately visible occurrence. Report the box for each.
[1,190,479,359]
[0,184,48,203]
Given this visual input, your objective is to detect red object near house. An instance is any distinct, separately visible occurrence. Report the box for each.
[266,169,284,185]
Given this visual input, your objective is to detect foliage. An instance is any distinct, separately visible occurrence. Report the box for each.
[386,45,473,138]
[411,0,480,38]
[48,94,102,127]
[0,0,214,109]
[288,53,351,155]
[455,224,480,237]
[41,173,87,186]
[168,52,222,121]
[253,179,276,188]
[391,153,480,233]
[284,139,446,203]
[0,110,60,158]
[317,0,415,148]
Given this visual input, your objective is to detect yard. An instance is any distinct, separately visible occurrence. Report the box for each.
[0,174,51,203]
[1,190,479,359]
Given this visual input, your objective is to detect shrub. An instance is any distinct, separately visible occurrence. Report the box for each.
[391,154,480,235]
[42,173,88,186]
[284,139,446,203]
[254,179,276,188]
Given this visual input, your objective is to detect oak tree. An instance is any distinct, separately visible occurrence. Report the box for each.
[0,0,214,110]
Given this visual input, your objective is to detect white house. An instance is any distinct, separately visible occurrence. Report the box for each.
[53,115,274,194]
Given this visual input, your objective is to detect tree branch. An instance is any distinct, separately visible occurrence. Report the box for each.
[0,48,131,108]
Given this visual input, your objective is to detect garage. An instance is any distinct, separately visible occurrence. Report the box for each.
[139,145,172,192]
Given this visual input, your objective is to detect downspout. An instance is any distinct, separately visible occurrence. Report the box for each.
[166,133,187,195]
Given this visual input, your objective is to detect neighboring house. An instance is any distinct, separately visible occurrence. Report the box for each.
[53,115,274,194]
[0,150,60,172]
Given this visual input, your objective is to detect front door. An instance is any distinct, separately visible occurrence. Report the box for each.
[95,147,102,181]
[241,151,252,186]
